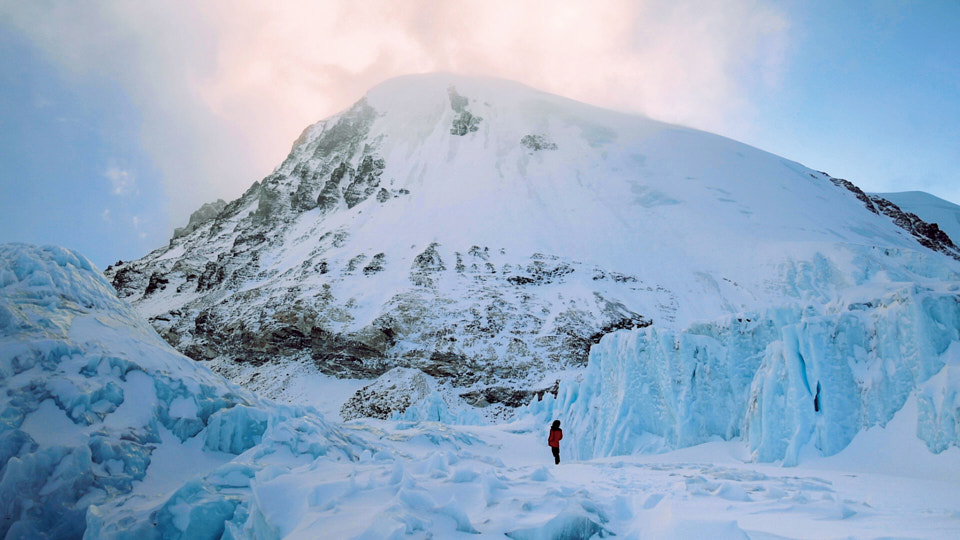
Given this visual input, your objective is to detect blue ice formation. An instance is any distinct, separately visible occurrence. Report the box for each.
[392,389,484,425]
[0,244,366,538]
[529,251,960,465]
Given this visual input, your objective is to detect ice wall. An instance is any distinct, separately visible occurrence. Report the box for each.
[530,285,960,464]
[746,287,960,464]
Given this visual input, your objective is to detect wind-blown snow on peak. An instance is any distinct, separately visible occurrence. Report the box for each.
[272,73,679,266]
[107,73,960,421]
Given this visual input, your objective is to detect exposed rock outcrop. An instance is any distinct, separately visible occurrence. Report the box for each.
[172,199,227,240]
[448,86,482,136]
[828,176,960,260]
[520,134,557,151]
[340,367,434,420]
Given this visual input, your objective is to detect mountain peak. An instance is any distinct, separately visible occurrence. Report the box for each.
[106,75,960,417]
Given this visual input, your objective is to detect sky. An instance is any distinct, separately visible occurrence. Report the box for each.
[0,0,958,270]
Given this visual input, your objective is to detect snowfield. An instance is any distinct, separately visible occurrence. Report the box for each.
[3,244,960,538]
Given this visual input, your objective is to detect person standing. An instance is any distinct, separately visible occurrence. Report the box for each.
[548,420,563,464]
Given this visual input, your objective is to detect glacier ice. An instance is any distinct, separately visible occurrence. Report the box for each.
[528,261,960,464]
[505,510,610,540]
[0,244,368,537]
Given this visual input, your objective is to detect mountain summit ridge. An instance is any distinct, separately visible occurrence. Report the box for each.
[105,73,960,416]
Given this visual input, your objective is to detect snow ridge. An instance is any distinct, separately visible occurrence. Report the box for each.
[873,190,960,248]
[829,179,960,260]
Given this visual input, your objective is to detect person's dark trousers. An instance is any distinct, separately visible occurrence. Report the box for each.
[552,447,560,464]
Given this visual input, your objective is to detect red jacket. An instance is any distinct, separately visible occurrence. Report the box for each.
[548,428,563,447]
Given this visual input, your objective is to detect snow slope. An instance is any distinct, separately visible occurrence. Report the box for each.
[874,190,960,246]
[106,74,959,413]
[4,242,960,538]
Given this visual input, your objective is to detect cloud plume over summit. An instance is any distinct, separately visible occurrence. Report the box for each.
[2,0,789,229]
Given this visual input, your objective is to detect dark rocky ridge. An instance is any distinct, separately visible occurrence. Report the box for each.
[520,134,558,151]
[448,86,482,136]
[172,199,227,240]
[459,380,560,408]
[827,175,960,261]
[123,240,652,386]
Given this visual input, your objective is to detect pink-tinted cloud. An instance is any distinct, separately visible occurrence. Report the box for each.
[2,0,790,229]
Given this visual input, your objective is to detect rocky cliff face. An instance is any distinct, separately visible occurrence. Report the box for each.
[172,199,228,240]
[108,235,652,394]
[105,74,960,416]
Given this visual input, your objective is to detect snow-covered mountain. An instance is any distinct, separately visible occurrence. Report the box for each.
[105,73,960,422]
[873,190,960,246]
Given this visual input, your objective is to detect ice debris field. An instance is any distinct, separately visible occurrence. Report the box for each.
[3,244,960,539]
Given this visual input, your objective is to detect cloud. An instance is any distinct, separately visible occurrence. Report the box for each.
[100,209,111,223]
[104,162,135,195]
[1,0,791,228]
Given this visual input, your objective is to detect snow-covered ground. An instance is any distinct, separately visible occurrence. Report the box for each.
[287,389,960,539]
[3,244,960,538]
